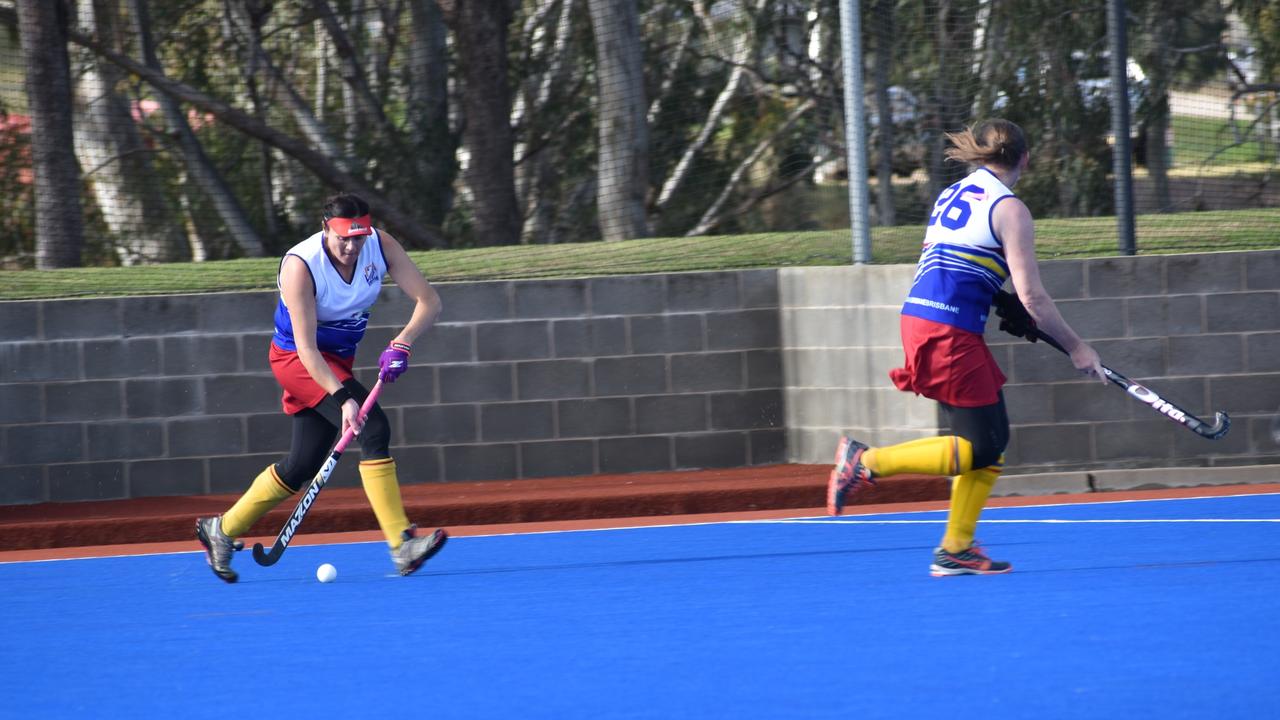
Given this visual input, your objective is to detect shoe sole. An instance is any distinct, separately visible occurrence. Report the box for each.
[195,519,239,584]
[398,529,449,577]
[929,563,1013,577]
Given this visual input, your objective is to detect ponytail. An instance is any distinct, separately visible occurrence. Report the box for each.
[944,119,1028,170]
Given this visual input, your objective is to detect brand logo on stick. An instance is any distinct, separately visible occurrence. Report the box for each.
[281,457,336,543]
[1126,384,1187,422]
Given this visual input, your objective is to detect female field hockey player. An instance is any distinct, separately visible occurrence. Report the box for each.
[196,193,447,583]
[828,119,1106,576]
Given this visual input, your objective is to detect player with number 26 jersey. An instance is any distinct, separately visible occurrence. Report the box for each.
[825,119,1105,579]
[903,167,1014,334]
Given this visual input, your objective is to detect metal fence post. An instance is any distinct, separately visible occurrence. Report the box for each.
[840,0,872,264]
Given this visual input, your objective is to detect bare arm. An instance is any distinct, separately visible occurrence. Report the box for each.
[379,232,443,346]
[996,198,1106,381]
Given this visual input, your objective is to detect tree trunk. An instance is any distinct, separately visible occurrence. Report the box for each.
[971,0,1006,118]
[646,18,693,125]
[1143,14,1174,212]
[314,0,379,154]
[872,0,896,226]
[654,0,763,214]
[17,0,85,268]
[406,0,457,231]
[72,0,189,264]
[228,0,280,242]
[126,0,264,258]
[314,0,423,196]
[653,64,747,212]
[441,0,521,246]
[687,98,818,236]
[925,0,976,199]
[69,23,445,248]
[516,0,577,243]
[588,0,649,240]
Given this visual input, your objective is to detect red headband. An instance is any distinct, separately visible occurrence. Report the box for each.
[326,214,373,238]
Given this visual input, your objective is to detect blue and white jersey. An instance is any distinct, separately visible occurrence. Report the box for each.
[901,167,1015,333]
[271,230,387,358]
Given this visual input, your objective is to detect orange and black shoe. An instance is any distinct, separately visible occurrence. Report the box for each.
[827,435,875,515]
[929,543,1013,577]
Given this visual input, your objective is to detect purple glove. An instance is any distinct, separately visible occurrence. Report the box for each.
[378,341,412,382]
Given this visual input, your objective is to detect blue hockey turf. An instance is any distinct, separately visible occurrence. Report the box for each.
[2,493,1278,718]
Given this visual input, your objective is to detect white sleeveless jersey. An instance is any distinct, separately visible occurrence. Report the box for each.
[270,230,387,357]
[902,167,1015,333]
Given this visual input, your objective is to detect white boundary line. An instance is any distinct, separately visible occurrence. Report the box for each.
[0,517,767,565]
[767,518,1280,524]
[737,490,1280,523]
[6,490,1280,565]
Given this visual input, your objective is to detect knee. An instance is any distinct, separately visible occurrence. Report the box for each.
[357,406,391,459]
[968,421,1008,470]
[274,459,322,492]
[970,436,1007,470]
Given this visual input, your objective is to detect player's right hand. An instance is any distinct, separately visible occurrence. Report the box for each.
[341,398,366,436]
[1070,343,1106,383]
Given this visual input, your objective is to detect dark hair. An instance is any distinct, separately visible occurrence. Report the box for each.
[944,119,1028,170]
[322,192,370,220]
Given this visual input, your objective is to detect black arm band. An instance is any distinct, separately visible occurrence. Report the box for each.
[330,387,354,406]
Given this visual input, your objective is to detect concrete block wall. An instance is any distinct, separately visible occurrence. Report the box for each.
[4,249,1278,504]
[782,249,1280,475]
[0,271,785,504]
[779,264,940,463]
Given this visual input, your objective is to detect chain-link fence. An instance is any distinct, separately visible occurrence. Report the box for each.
[1,0,1276,269]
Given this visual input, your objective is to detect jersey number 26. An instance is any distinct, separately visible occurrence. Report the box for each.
[928,183,983,230]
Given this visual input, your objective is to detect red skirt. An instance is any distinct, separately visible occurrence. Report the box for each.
[268,343,355,415]
[889,315,1006,408]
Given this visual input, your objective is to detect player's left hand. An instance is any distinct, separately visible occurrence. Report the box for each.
[992,290,1038,342]
[378,341,412,382]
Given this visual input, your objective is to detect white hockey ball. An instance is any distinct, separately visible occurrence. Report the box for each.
[316,563,338,583]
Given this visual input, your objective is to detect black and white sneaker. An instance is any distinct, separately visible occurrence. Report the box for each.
[929,543,1013,577]
[196,516,242,584]
[391,526,448,576]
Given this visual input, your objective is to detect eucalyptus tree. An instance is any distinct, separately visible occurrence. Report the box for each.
[589,0,650,240]
[972,0,1114,219]
[440,0,521,246]
[127,0,264,259]
[1231,0,1279,84]
[1229,0,1279,158]
[1128,0,1228,212]
[72,0,190,264]
[15,0,85,268]
[66,0,448,249]
[510,0,596,244]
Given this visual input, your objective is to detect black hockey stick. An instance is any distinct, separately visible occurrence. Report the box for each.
[253,379,386,566]
[1029,327,1230,440]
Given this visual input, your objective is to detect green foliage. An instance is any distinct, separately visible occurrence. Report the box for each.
[0,107,33,265]
[4,0,1277,263]
[1233,0,1280,80]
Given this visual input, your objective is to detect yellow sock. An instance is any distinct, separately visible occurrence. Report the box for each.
[359,459,412,549]
[221,465,294,538]
[941,459,1003,553]
[862,436,973,478]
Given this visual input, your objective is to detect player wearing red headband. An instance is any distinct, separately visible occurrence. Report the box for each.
[196,193,447,583]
